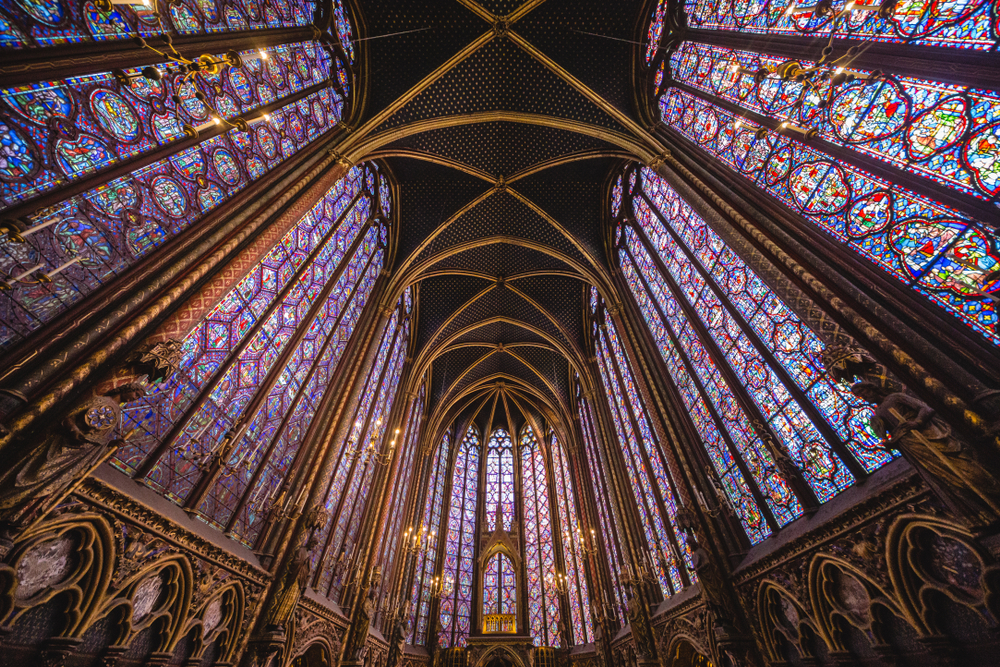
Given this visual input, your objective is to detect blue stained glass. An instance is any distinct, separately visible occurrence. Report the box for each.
[683,0,998,50]
[658,88,999,347]
[111,165,383,537]
[551,434,594,645]
[411,428,451,645]
[521,426,561,647]
[1,78,347,348]
[0,0,317,49]
[440,426,480,648]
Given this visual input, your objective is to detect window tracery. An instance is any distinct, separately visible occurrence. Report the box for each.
[439,425,480,648]
[576,377,628,625]
[112,164,386,548]
[647,4,999,349]
[520,425,560,647]
[551,431,594,646]
[409,428,452,646]
[314,286,412,599]
[591,297,693,596]
[0,0,321,49]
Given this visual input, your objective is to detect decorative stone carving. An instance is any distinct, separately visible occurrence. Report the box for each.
[852,383,1000,534]
[260,504,327,633]
[0,339,183,553]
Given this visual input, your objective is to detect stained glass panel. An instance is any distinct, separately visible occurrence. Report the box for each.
[440,426,480,648]
[485,429,516,531]
[551,433,594,645]
[520,426,561,647]
[659,88,999,347]
[411,429,451,645]
[0,0,316,49]
[684,0,998,50]
[0,83,346,348]
[668,41,1000,202]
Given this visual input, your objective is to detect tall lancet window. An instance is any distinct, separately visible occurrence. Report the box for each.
[440,426,480,648]
[314,285,413,599]
[520,425,560,646]
[409,429,452,645]
[485,428,516,530]
[575,377,628,625]
[613,165,896,544]
[376,380,426,594]
[551,430,594,645]
[112,164,386,545]
[591,293,693,598]
[646,5,999,349]
[0,33,355,347]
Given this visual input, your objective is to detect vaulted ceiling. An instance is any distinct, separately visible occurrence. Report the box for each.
[337,0,660,442]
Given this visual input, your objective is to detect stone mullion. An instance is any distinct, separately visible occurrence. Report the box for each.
[307,306,395,589]
[0,143,347,437]
[618,239,780,534]
[667,79,997,231]
[621,240,824,512]
[568,413,618,627]
[635,192,870,479]
[385,388,428,606]
[0,26,315,87]
[322,314,404,601]
[654,139,1000,439]
[360,359,417,579]
[353,357,417,626]
[238,275,390,661]
[130,186,367,480]
[223,249,379,533]
[425,425,457,647]
[584,350,649,584]
[543,430,574,647]
[598,325,689,592]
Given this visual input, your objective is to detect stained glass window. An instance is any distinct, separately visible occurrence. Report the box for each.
[0,0,316,50]
[440,426,480,648]
[483,551,517,617]
[112,164,385,548]
[551,432,594,646]
[410,429,452,646]
[0,75,348,348]
[520,425,561,647]
[645,0,669,64]
[576,381,628,625]
[668,41,1000,203]
[314,289,412,599]
[485,428,516,531]
[650,13,1000,348]
[683,0,999,50]
[592,294,693,596]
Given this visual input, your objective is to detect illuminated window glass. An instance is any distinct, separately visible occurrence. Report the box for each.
[592,299,694,597]
[410,429,452,646]
[551,431,594,645]
[440,426,480,648]
[521,425,561,647]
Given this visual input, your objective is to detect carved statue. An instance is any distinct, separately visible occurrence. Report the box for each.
[626,586,653,658]
[388,599,411,667]
[260,504,327,632]
[820,344,905,396]
[349,584,377,661]
[0,339,182,552]
[852,382,1000,532]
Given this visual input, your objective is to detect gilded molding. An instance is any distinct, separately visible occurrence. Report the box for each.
[75,477,270,584]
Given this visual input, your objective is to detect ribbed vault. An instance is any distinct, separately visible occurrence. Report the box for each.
[342,0,653,436]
